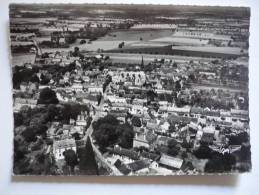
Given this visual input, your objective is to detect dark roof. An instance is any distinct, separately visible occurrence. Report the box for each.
[141,151,160,161]
[169,116,198,123]
[204,110,220,117]
[127,159,150,172]
[190,107,204,114]
[114,159,131,175]
[181,161,194,171]
[109,111,127,118]
[108,147,140,160]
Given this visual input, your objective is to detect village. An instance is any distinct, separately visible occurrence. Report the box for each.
[10,4,251,175]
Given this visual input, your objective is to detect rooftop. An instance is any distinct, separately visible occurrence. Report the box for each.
[159,154,183,169]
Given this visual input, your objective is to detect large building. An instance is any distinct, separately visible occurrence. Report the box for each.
[53,139,77,160]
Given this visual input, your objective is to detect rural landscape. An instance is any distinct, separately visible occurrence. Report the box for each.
[10,4,251,175]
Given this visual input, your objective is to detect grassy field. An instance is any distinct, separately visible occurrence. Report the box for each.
[98,29,173,42]
[37,29,174,53]
[84,52,216,64]
[11,53,36,66]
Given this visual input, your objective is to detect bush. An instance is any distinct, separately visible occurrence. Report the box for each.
[131,116,141,127]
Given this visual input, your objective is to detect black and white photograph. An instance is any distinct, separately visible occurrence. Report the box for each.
[9,3,251,176]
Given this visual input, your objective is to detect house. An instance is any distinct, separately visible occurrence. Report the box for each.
[130,104,147,115]
[109,70,146,86]
[70,126,84,135]
[204,108,220,120]
[132,98,147,106]
[82,94,99,106]
[14,98,37,112]
[167,106,191,116]
[146,120,159,131]
[113,159,131,175]
[220,110,232,122]
[87,86,103,94]
[156,136,171,147]
[106,95,126,104]
[76,111,88,126]
[108,146,140,160]
[133,133,150,148]
[127,159,151,174]
[71,83,83,92]
[141,151,160,161]
[109,110,127,122]
[20,82,38,94]
[111,103,131,112]
[230,109,249,120]
[20,82,28,92]
[160,121,170,132]
[159,154,184,170]
[190,107,204,118]
[47,122,59,138]
[53,139,76,160]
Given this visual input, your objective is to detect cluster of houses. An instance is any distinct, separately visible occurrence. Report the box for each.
[11,6,250,175]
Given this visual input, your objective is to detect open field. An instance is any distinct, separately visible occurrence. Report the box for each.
[98,29,173,42]
[37,29,173,53]
[85,52,218,64]
[11,53,36,66]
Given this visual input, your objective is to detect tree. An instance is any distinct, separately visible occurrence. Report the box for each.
[21,127,37,142]
[30,74,40,83]
[72,132,81,140]
[38,88,59,104]
[14,113,23,127]
[93,123,118,149]
[175,80,181,91]
[79,137,99,175]
[61,103,89,121]
[92,115,134,149]
[34,124,48,137]
[103,75,112,93]
[194,145,212,159]
[63,149,78,174]
[168,139,177,148]
[47,104,61,121]
[93,115,119,130]
[116,124,134,149]
[181,139,192,149]
[97,94,102,106]
[167,139,180,156]
[40,74,50,85]
[237,145,251,161]
[205,152,236,173]
[188,74,196,81]
[168,123,176,133]
[131,116,141,127]
[14,140,26,162]
[229,132,249,145]
[146,90,157,102]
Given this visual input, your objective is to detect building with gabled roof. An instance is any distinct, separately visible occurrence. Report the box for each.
[159,154,184,170]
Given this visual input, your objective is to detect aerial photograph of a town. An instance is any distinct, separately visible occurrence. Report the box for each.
[9,4,251,176]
